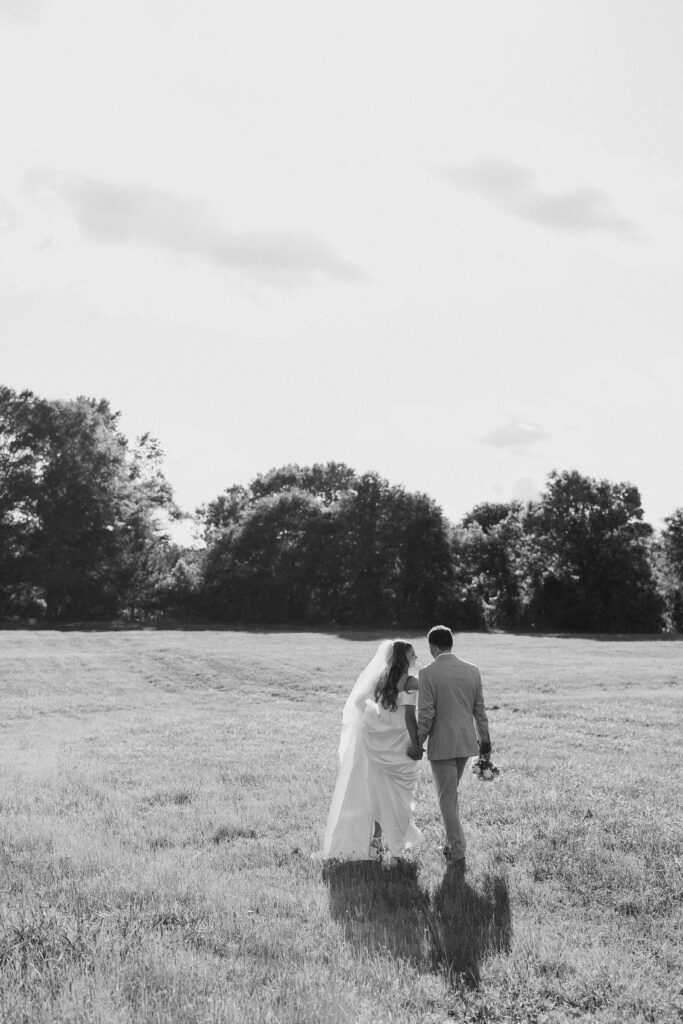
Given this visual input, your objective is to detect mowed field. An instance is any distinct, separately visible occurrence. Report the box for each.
[0,629,681,1024]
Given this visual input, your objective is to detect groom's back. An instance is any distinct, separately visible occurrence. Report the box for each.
[419,653,484,759]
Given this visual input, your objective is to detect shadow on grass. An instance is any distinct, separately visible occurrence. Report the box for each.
[322,860,511,987]
[429,863,511,985]
[323,861,430,963]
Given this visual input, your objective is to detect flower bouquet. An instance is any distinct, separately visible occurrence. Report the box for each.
[471,742,500,781]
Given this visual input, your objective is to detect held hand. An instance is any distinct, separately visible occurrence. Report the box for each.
[407,745,423,761]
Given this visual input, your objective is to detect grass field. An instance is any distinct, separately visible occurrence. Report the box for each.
[0,629,681,1023]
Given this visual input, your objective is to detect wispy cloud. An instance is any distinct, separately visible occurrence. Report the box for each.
[438,158,640,237]
[0,0,47,19]
[26,172,364,284]
[480,419,548,452]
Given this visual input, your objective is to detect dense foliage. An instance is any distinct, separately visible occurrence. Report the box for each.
[525,470,663,632]
[199,464,472,627]
[0,386,679,632]
[652,508,683,632]
[0,386,179,621]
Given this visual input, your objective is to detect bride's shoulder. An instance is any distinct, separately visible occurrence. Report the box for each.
[397,673,418,693]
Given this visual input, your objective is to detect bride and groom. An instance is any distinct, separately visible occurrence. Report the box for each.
[323,625,491,868]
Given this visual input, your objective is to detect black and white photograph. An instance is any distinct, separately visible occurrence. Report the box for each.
[1,2,681,1021]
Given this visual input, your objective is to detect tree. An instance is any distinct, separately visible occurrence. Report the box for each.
[198,462,356,624]
[202,488,332,622]
[526,470,663,633]
[115,433,180,620]
[249,462,358,505]
[199,464,460,627]
[0,387,49,615]
[461,502,515,534]
[457,502,534,629]
[0,386,176,621]
[653,509,683,632]
[333,474,458,626]
[198,485,251,543]
[155,547,205,620]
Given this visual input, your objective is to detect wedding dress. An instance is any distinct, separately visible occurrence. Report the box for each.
[323,642,423,860]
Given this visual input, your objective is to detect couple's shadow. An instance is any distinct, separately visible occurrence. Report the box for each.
[322,860,511,986]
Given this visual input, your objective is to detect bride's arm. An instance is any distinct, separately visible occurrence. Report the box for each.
[404,706,421,754]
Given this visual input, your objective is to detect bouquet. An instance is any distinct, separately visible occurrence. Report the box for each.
[472,742,500,781]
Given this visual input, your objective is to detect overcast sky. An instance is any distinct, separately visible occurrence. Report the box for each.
[2,0,681,539]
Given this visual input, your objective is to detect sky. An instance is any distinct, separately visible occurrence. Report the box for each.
[1,0,682,543]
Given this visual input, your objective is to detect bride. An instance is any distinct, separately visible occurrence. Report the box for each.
[323,639,424,863]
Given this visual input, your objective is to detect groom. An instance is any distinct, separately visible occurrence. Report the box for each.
[410,625,491,870]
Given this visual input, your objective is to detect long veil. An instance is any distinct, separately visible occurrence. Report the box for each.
[322,640,393,859]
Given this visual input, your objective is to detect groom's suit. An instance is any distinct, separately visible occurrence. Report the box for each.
[417,652,490,861]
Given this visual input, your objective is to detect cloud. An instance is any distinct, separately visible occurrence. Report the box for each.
[480,419,548,451]
[438,158,640,237]
[26,172,364,284]
[0,0,47,19]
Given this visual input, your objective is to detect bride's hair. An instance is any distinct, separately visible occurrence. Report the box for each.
[374,639,414,711]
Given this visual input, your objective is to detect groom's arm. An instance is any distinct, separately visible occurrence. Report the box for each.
[473,668,491,750]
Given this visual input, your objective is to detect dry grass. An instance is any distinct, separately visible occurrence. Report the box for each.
[0,629,681,1023]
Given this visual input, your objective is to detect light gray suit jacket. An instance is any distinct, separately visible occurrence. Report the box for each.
[417,653,490,760]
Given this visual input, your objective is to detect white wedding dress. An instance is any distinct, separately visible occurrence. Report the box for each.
[323,682,423,861]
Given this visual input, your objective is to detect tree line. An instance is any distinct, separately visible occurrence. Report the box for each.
[1,385,681,633]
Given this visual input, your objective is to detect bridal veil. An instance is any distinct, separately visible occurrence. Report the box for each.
[322,641,393,859]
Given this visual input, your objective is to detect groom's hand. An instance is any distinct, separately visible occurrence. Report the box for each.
[407,745,423,760]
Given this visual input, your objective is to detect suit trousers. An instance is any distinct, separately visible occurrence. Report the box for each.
[429,757,469,860]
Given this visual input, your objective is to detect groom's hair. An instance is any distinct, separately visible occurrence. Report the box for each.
[428,625,453,650]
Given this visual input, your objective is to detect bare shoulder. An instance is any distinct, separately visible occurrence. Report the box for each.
[398,673,419,693]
